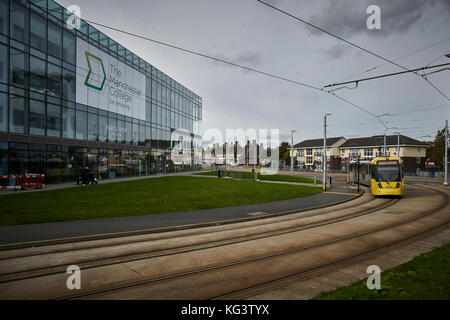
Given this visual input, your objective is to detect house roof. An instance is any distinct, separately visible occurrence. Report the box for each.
[293,137,345,149]
[339,135,429,148]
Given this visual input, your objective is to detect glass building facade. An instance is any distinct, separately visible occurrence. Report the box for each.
[0,0,203,184]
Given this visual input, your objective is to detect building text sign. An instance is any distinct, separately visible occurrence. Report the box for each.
[76,38,146,120]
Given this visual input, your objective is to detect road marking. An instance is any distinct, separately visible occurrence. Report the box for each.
[247,211,268,216]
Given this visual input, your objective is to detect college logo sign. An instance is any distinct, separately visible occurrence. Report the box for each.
[76,38,146,120]
[84,51,106,91]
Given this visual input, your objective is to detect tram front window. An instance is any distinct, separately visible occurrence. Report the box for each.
[377,166,401,182]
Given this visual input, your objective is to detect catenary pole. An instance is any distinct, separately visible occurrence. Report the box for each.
[323,114,331,191]
[397,132,400,158]
[291,130,296,176]
[445,119,448,186]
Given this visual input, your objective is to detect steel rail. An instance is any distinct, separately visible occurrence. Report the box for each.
[60,185,447,300]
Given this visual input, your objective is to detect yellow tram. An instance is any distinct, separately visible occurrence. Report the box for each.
[350,157,404,197]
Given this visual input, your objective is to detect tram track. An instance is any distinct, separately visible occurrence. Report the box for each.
[0,183,446,299]
[215,187,449,300]
[65,184,447,300]
[0,189,392,283]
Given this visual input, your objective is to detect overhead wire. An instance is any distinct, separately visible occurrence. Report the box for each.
[39,1,386,128]
[337,38,450,83]
[43,0,448,133]
[255,0,450,101]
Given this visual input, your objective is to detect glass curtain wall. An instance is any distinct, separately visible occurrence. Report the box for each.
[0,0,202,182]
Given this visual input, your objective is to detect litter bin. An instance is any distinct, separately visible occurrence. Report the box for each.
[218,169,226,178]
[252,168,257,181]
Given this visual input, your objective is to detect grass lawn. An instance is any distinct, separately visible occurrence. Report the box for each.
[197,170,321,184]
[314,242,450,300]
[0,176,322,226]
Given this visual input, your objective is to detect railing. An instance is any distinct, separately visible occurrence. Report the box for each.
[403,168,446,178]
[0,174,45,190]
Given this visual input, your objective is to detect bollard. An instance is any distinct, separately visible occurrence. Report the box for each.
[314,176,316,184]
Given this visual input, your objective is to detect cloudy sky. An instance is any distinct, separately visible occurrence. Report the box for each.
[58,0,450,144]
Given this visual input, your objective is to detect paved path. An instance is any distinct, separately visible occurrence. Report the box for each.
[0,180,358,245]
[190,174,325,188]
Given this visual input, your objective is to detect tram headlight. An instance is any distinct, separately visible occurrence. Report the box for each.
[377,183,382,188]
[396,183,400,188]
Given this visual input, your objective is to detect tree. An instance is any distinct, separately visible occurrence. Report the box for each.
[279,141,291,164]
[426,128,446,168]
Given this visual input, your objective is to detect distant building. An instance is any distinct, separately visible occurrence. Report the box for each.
[339,135,428,171]
[202,140,269,166]
[291,134,429,172]
[291,137,346,171]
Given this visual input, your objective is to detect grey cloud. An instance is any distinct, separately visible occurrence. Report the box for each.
[212,51,263,69]
[317,43,353,60]
[58,0,449,142]
[232,52,263,67]
[308,0,450,38]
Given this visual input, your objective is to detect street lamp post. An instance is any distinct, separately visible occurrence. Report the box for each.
[290,129,296,176]
[445,119,448,186]
[382,126,398,157]
[350,151,361,192]
[395,131,400,158]
[323,113,331,191]
[357,154,360,192]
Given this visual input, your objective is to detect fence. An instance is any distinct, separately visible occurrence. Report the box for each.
[403,168,446,178]
[203,163,450,179]
[0,174,45,190]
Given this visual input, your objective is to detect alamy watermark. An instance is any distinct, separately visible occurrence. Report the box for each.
[171,128,280,174]
[66,265,81,290]
[66,5,81,30]
[366,5,381,30]
[366,265,381,290]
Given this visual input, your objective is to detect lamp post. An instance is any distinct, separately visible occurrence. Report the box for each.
[394,131,400,158]
[323,113,331,191]
[290,129,296,176]
[382,126,398,157]
[445,119,448,186]
[443,55,449,185]
[357,153,361,192]
[350,151,361,192]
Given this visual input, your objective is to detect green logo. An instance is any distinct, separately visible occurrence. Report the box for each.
[84,51,106,91]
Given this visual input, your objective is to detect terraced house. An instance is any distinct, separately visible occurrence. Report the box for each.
[338,135,429,173]
[292,134,429,172]
[291,136,346,171]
